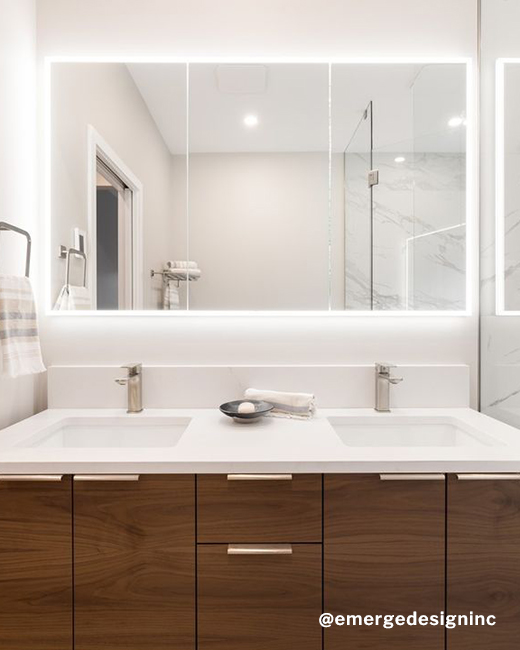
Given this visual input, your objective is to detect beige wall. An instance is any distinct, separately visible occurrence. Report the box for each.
[187,152,329,310]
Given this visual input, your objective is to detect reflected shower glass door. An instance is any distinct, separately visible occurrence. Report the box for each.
[344,101,373,310]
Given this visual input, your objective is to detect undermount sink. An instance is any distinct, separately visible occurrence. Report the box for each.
[16,417,191,449]
[328,416,501,448]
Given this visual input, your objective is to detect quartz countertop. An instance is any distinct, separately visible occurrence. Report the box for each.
[0,407,519,474]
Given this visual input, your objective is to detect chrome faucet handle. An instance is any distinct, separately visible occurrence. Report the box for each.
[121,363,142,376]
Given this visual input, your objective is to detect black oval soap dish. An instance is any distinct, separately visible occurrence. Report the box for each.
[219,400,274,423]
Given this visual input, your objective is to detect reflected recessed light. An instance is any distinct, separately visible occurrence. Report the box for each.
[394,156,406,163]
[448,116,464,128]
[244,114,259,127]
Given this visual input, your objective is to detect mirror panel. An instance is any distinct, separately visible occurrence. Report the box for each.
[50,62,188,310]
[48,60,469,312]
[500,61,520,312]
[332,63,467,311]
[187,63,330,310]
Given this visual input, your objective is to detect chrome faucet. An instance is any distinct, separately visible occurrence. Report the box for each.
[115,363,143,413]
[375,363,403,412]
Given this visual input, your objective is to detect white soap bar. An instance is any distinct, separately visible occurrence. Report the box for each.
[238,401,256,414]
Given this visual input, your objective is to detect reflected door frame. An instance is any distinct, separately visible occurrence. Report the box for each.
[87,125,143,310]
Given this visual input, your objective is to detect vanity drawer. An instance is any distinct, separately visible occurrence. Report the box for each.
[198,543,322,650]
[197,473,322,542]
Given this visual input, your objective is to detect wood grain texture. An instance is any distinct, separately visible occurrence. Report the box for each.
[324,474,445,650]
[74,474,195,650]
[198,543,322,650]
[447,474,520,649]
[197,474,322,542]
[0,476,73,650]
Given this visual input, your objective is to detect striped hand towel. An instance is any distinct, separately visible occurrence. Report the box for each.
[0,275,46,377]
[163,279,180,310]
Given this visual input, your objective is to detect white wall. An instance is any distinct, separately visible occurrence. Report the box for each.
[0,0,45,429]
[51,62,182,309]
[36,0,480,405]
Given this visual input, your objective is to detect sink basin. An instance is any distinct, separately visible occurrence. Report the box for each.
[16,417,191,449]
[328,416,501,448]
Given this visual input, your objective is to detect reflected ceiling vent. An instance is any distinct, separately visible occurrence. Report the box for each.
[216,65,267,94]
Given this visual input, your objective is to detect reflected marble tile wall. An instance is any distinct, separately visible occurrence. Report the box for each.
[344,152,466,310]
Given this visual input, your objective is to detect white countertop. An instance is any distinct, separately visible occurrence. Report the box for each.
[0,407,520,474]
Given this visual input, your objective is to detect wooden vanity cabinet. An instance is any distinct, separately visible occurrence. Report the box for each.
[447,474,520,650]
[0,475,73,650]
[324,474,446,650]
[5,469,520,650]
[73,474,195,650]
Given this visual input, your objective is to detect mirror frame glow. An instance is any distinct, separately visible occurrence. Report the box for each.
[44,56,476,317]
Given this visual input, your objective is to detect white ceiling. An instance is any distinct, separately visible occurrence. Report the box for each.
[127,62,467,155]
[126,63,187,154]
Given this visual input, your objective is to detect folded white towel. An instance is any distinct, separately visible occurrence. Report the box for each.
[0,275,46,377]
[163,279,180,310]
[54,285,91,310]
[244,388,316,419]
[167,260,199,269]
[166,268,201,280]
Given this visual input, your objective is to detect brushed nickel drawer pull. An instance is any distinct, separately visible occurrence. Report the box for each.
[73,474,140,482]
[456,473,520,481]
[379,473,446,481]
[226,474,293,481]
[227,544,293,555]
[0,474,64,482]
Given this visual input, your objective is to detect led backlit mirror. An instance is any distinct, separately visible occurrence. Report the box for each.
[48,60,470,312]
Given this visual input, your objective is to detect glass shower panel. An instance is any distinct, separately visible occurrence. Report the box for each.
[480,0,520,426]
[343,102,373,310]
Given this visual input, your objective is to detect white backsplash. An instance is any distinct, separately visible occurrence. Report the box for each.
[48,364,470,410]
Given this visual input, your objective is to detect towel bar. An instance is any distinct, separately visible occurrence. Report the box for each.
[65,248,87,288]
[0,221,31,277]
[151,269,199,282]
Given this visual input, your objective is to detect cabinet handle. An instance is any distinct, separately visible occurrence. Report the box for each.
[227,544,293,555]
[226,474,293,481]
[0,474,63,482]
[379,473,446,481]
[73,474,140,482]
[456,473,520,481]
